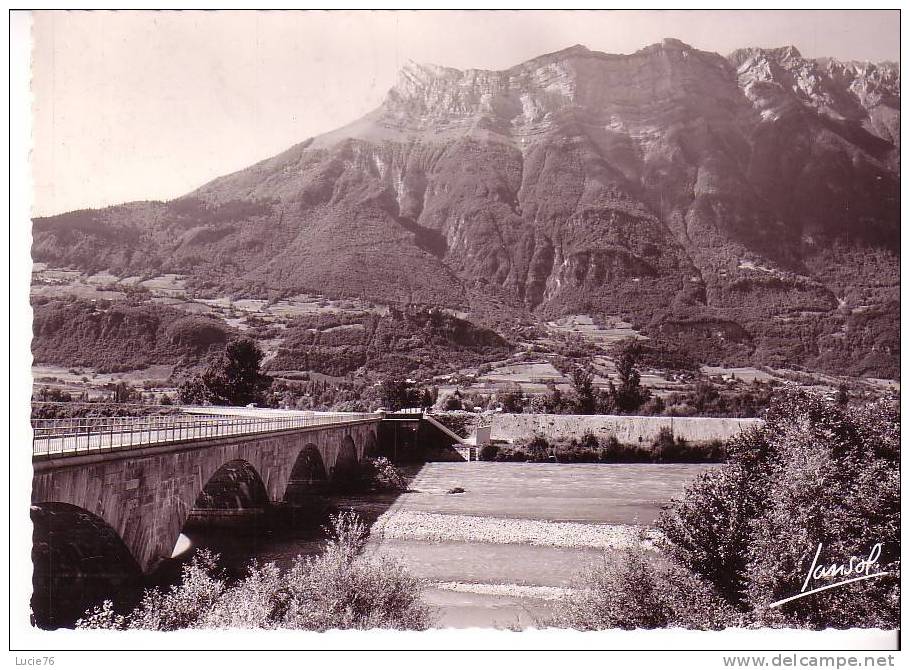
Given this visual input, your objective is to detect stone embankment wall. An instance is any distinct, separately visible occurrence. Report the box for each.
[490,413,762,445]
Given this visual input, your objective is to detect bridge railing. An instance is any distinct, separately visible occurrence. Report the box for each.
[31,412,378,459]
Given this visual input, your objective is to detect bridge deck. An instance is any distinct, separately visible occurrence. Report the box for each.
[32,411,379,459]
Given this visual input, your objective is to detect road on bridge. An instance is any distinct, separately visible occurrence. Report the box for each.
[32,410,379,459]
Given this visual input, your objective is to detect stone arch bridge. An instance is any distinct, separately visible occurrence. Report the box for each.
[31,412,382,573]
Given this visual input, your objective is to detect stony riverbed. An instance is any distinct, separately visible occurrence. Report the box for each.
[366,461,712,628]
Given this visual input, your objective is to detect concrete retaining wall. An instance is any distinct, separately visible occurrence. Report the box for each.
[490,413,762,445]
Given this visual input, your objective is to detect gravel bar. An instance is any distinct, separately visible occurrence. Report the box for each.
[371,510,659,549]
[431,582,575,601]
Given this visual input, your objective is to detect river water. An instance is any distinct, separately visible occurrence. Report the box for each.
[169,462,713,629]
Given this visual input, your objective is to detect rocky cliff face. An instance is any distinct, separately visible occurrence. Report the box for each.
[32,40,900,376]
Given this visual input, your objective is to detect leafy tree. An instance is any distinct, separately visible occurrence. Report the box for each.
[571,366,597,414]
[331,399,368,412]
[540,382,567,414]
[111,381,139,404]
[496,387,525,413]
[641,395,666,415]
[836,382,849,406]
[379,378,420,411]
[177,375,211,405]
[614,344,651,413]
[418,387,436,410]
[527,393,551,413]
[692,380,721,413]
[442,391,464,411]
[178,338,272,406]
[36,386,73,403]
[596,381,618,414]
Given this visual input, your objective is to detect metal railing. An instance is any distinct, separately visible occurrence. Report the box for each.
[32,412,378,459]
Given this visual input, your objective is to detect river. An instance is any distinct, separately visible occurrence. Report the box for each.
[169,462,713,629]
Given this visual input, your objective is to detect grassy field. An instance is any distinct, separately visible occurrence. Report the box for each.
[546,314,646,347]
[32,363,178,400]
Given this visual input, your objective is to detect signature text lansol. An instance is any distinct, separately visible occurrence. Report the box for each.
[769,542,887,609]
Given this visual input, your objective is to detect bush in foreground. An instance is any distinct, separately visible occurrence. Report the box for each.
[556,391,899,630]
[551,546,741,630]
[77,512,433,631]
[659,391,899,628]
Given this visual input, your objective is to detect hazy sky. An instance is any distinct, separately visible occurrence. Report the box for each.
[31,9,900,216]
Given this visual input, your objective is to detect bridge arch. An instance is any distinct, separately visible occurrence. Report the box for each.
[153,454,276,577]
[192,458,269,510]
[30,502,142,629]
[284,444,328,501]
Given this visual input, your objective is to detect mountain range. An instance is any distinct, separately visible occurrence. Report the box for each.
[32,39,900,377]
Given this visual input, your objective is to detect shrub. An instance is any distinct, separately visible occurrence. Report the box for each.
[659,463,756,605]
[77,512,433,631]
[524,435,551,462]
[493,447,527,462]
[650,426,675,453]
[551,545,740,630]
[478,444,500,461]
[598,437,651,462]
[701,439,727,461]
[658,391,900,628]
[496,389,524,413]
[364,457,408,492]
[648,428,726,463]
[442,394,464,411]
[579,431,598,451]
[553,433,601,463]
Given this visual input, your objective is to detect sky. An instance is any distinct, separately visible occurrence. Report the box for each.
[30,9,900,217]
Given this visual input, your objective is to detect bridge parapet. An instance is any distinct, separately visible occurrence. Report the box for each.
[32,412,378,460]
